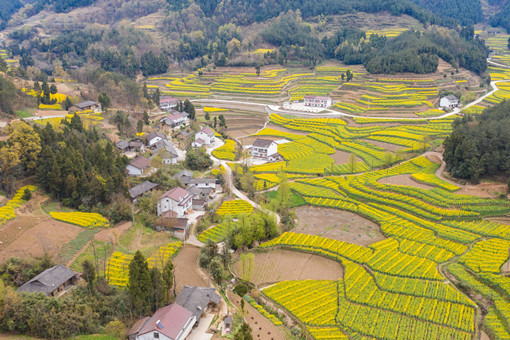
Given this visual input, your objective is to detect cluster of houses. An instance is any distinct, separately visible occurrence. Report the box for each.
[128,286,223,340]
[17,264,226,340]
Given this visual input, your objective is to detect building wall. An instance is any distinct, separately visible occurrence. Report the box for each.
[137,331,172,340]
[157,197,190,217]
[127,165,143,176]
[267,143,277,156]
[163,157,178,164]
[149,137,164,147]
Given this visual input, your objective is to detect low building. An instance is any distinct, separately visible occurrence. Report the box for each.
[154,139,178,165]
[188,178,216,190]
[192,198,206,211]
[251,139,278,160]
[175,286,221,326]
[189,186,215,202]
[173,170,193,186]
[304,95,332,108]
[440,95,459,110]
[147,131,167,147]
[129,180,159,201]
[157,214,190,240]
[157,187,193,218]
[72,100,101,113]
[160,97,179,111]
[127,156,151,176]
[192,127,215,147]
[128,139,146,152]
[160,111,188,128]
[116,139,129,152]
[132,303,195,340]
[18,264,79,297]
[176,131,191,140]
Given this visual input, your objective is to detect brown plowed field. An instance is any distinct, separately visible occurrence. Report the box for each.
[233,250,343,287]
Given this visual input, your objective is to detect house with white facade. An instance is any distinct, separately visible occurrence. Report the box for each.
[130,303,195,340]
[146,131,167,147]
[188,178,216,190]
[192,127,215,147]
[154,139,178,164]
[157,187,193,218]
[304,95,332,108]
[160,97,179,111]
[126,156,151,176]
[439,95,459,110]
[160,111,188,128]
[251,139,278,160]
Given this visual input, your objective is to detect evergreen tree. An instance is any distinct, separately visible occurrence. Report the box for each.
[49,84,57,94]
[143,111,150,125]
[128,251,152,316]
[183,99,195,120]
[205,111,210,121]
[82,259,96,293]
[98,92,111,111]
[64,96,72,110]
[137,120,143,133]
[162,260,174,303]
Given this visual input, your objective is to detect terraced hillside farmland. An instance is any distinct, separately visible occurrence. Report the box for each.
[241,111,510,339]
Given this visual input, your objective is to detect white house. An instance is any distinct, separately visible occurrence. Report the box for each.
[160,97,179,111]
[126,156,151,176]
[192,127,215,147]
[132,304,195,340]
[154,140,178,164]
[157,187,193,218]
[146,131,167,147]
[440,95,459,110]
[304,95,332,108]
[160,112,188,128]
[188,178,216,190]
[251,139,278,160]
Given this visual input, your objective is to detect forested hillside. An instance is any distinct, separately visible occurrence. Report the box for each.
[444,101,510,181]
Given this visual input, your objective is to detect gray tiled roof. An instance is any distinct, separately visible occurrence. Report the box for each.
[75,100,99,109]
[129,180,159,198]
[18,264,77,295]
[175,286,221,322]
[252,138,274,148]
[116,140,129,150]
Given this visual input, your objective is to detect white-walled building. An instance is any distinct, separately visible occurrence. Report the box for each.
[132,304,195,340]
[251,139,278,160]
[304,95,332,108]
[126,156,151,176]
[160,97,179,111]
[439,95,459,110]
[192,127,215,147]
[160,111,188,128]
[146,131,167,147]
[157,187,193,218]
[154,139,178,164]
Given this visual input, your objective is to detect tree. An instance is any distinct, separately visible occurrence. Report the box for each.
[234,322,253,340]
[218,114,227,129]
[508,36,510,50]
[143,111,150,125]
[49,84,57,94]
[105,318,125,339]
[185,147,213,171]
[21,187,32,201]
[213,116,217,128]
[162,260,174,303]
[204,111,210,121]
[209,257,223,283]
[98,92,111,111]
[128,251,152,316]
[348,153,357,174]
[82,259,96,293]
[137,120,144,133]
[255,65,260,76]
[341,73,345,81]
[150,267,164,311]
[346,69,353,82]
[64,96,72,110]
[183,100,195,120]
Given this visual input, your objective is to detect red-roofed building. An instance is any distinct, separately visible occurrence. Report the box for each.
[134,303,195,340]
[160,111,188,128]
[157,187,193,218]
[160,97,179,111]
[192,126,215,147]
[304,95,332,108]
[126,156,151,176]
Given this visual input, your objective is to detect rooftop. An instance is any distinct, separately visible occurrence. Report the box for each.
[137,303,194,339]
[129,156,151,170]
[116,139,129,150]
[175,286,221,322]
[252,138,274,148]
[18,264,78,296]
[200,126,214,135]
[129,180,159,199]
[75,100,99,109]
[147,131,167,142]
[160,187,191,202]
[304,95,331,101]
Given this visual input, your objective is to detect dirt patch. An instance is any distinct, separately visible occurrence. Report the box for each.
[95,221,132,242]
[330,150,361,165]
[294,206,384,246]
[227,291,285,340]
[426,154,442,164]
[363,139,403,152]
[173,245,209,294]
[234,250,343,287]
[0,215,81,262]
[378,174,434,189]
[454,183,508,199]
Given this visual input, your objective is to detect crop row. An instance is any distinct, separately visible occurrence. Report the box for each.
[215,199,253,217]
[0,185,37,226]
[198,224,231,243]
[458,238,510,273]
[243,295,282,326]
[49,211,109,228]
[212,139,237,161]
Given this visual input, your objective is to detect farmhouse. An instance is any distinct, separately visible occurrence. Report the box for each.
[188,178,216,190]
[126,156,151,176]
[18,264,79,297]
[175,286,221,326]
[146,131,167,147]
[72,100,101,113]
[173,169,194,186]
[304,95,332,108]
[157,215,190,240]
[129,180,159,201]
[130,303,195,340]
[154,139,178,164]
[192,127,215,147]
[251,138,278,160]
[157,187,193,218]
[440,95,459,109]
[116,139,129,152]
[160,97,179,111]
[160,111,188,128]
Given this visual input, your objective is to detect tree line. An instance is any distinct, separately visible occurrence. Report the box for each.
[443,100,510,182]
